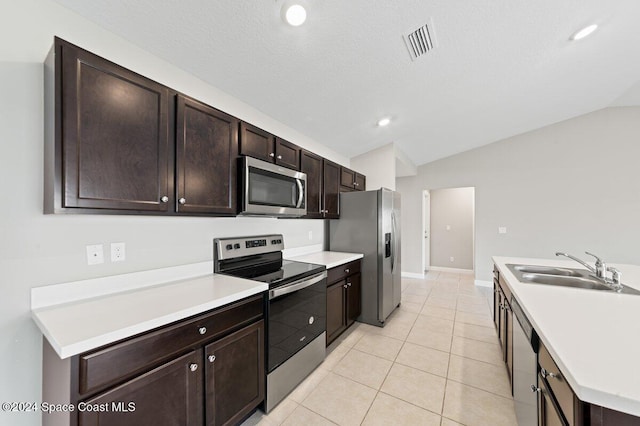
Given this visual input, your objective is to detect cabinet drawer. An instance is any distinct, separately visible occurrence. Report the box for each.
[79,295,263,396]
[498,274,512,304]
[539,342,576,425]
[327,260,361,284]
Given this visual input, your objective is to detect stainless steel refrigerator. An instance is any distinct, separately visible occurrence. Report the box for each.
[329,188,401,327]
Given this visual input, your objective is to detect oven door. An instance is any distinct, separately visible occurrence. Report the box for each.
[241,156,307,217]
[267,271,326,373]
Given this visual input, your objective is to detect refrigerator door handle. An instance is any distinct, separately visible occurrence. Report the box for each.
[391,212,397,273]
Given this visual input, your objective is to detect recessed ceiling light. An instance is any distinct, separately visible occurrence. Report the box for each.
[570,24,598,41]
[377,117,391,127]
[283,4,307,27]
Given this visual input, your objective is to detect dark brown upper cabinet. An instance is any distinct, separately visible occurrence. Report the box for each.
[176,95,238,215]
[340,167,366,192]
[52,37,171,212]
[239,122,300,170]
[322,160,341,219]
[300,150,323,219]
[274,137,300,170]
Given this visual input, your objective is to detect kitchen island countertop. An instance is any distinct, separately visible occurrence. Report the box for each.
[493,256,640,417]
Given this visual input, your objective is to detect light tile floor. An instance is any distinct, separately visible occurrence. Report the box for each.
[243,271,517,426]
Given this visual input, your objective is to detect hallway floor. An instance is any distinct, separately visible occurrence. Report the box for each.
[244,271,517,426]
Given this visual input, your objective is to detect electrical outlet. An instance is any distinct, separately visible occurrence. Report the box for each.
[446,225,451,231]
[86,244,104,265]
[111,242,126,262]
[498,227,507,234]
[308,231,313,240]
[450,256,455,262]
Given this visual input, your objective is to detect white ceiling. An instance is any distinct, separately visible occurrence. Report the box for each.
[53,0,640,166]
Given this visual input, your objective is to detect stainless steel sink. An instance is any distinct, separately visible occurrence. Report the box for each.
[505,264,640,295]
[511,265,582,277]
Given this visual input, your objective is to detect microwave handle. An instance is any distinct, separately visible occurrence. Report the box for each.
[296,179,304,208]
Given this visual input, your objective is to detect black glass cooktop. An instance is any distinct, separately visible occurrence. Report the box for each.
[222,258,325,289]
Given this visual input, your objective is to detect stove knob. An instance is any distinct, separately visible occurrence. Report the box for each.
[225,244,233,250]
[234,243,241,249]
[271,240,277,244]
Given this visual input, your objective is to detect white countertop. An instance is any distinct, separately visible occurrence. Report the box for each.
[493,256,640,416]
[286,251,363,269]
[32,273,267,359]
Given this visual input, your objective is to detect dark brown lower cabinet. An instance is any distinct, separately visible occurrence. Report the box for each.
[326,281,346,344]
[43,296,265,426]
[538,376,565,426]
[79,351,203,426]
[326,261,362,346]
[205,321,264,426]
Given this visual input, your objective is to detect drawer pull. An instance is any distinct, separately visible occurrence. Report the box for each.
[198,327,207,335]
[343,284,348,289]
[345,268,350,273]
[347,282,352,287]
[531,385,541,393]
[541,368,560,380]
[208,355,216,363]
[189,363,198,372]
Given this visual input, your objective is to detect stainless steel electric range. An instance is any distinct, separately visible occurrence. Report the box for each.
[213,235,327,413]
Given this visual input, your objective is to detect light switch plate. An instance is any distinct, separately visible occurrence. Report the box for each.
[86,244,104,265]
[111,242,126,262]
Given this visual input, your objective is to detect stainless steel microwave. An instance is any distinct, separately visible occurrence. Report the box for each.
[239,156,307,217]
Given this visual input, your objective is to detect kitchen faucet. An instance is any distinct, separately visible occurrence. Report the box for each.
[555,251,622,288]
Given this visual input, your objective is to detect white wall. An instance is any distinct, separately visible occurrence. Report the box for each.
[350,143,396,190]
[429,187,474,270]
[0,2,347,425]
[398,107,640,282]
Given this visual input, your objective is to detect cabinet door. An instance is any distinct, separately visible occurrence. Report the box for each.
[300,150,323,219]
[346,273,361,326]
[493,281,500,331]
[322,160,340,219]
[205,321,264,426]
[506,302,513,386]
[239,122,275,163]
[326,281,346,345]
[78,350,202,426]
[354,173,366,191]
[176,95,238,215]
[539,377,566,426]
[58,39,170,211]
[275,138,300,170]
[340,167,356,190]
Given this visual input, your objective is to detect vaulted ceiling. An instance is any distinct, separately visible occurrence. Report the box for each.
[53,0,640,166]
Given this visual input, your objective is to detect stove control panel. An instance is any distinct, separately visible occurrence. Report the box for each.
[214,234,285,261]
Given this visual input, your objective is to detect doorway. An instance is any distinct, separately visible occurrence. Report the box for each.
[423,187,475,274]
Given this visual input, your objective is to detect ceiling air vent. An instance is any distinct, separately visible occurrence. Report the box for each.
[403,21,437,61]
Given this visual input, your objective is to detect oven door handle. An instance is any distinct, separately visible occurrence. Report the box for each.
[295,179,304,208]
[269,271,327,300]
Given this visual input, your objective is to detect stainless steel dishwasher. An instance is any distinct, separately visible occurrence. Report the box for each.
[511,296,539,426]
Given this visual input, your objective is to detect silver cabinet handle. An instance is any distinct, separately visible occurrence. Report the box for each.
[345,268,350,273]
[277,155,282,160]
[343,284,348,289]
[347,282,352,287]
[179,198,186,205]
[198,327,207,335]
[530,385,540,393]
[541,368,559,380]
[208,355,216,363]
[189,363,198,372]
[269,152,275,157]
[160,196,169,203]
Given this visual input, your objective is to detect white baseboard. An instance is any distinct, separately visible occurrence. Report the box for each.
[474,280,493,288]
[427,266,474,275]
[401,272,425,279]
